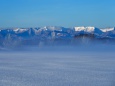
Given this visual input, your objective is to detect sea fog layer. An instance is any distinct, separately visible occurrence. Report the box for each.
[0,45,115,86]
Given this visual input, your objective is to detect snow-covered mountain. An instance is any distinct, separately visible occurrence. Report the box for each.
[74,27,103,37]
[0,26,115,47]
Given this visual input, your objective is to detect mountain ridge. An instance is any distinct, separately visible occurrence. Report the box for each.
[0,26,115,48]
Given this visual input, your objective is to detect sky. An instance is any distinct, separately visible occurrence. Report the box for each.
[0,0,115,28]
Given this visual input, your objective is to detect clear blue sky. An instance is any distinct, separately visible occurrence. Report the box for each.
[0,0,115,28]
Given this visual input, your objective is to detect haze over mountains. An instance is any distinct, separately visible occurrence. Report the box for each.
[0,26,115,48]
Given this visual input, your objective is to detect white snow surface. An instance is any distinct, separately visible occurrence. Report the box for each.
[74,26,96,32]
[100,28,115,32]
[14,28,28,33]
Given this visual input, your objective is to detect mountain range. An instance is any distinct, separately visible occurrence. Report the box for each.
[0,26,115,48]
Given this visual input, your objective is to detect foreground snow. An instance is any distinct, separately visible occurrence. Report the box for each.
[0,46,115,86]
